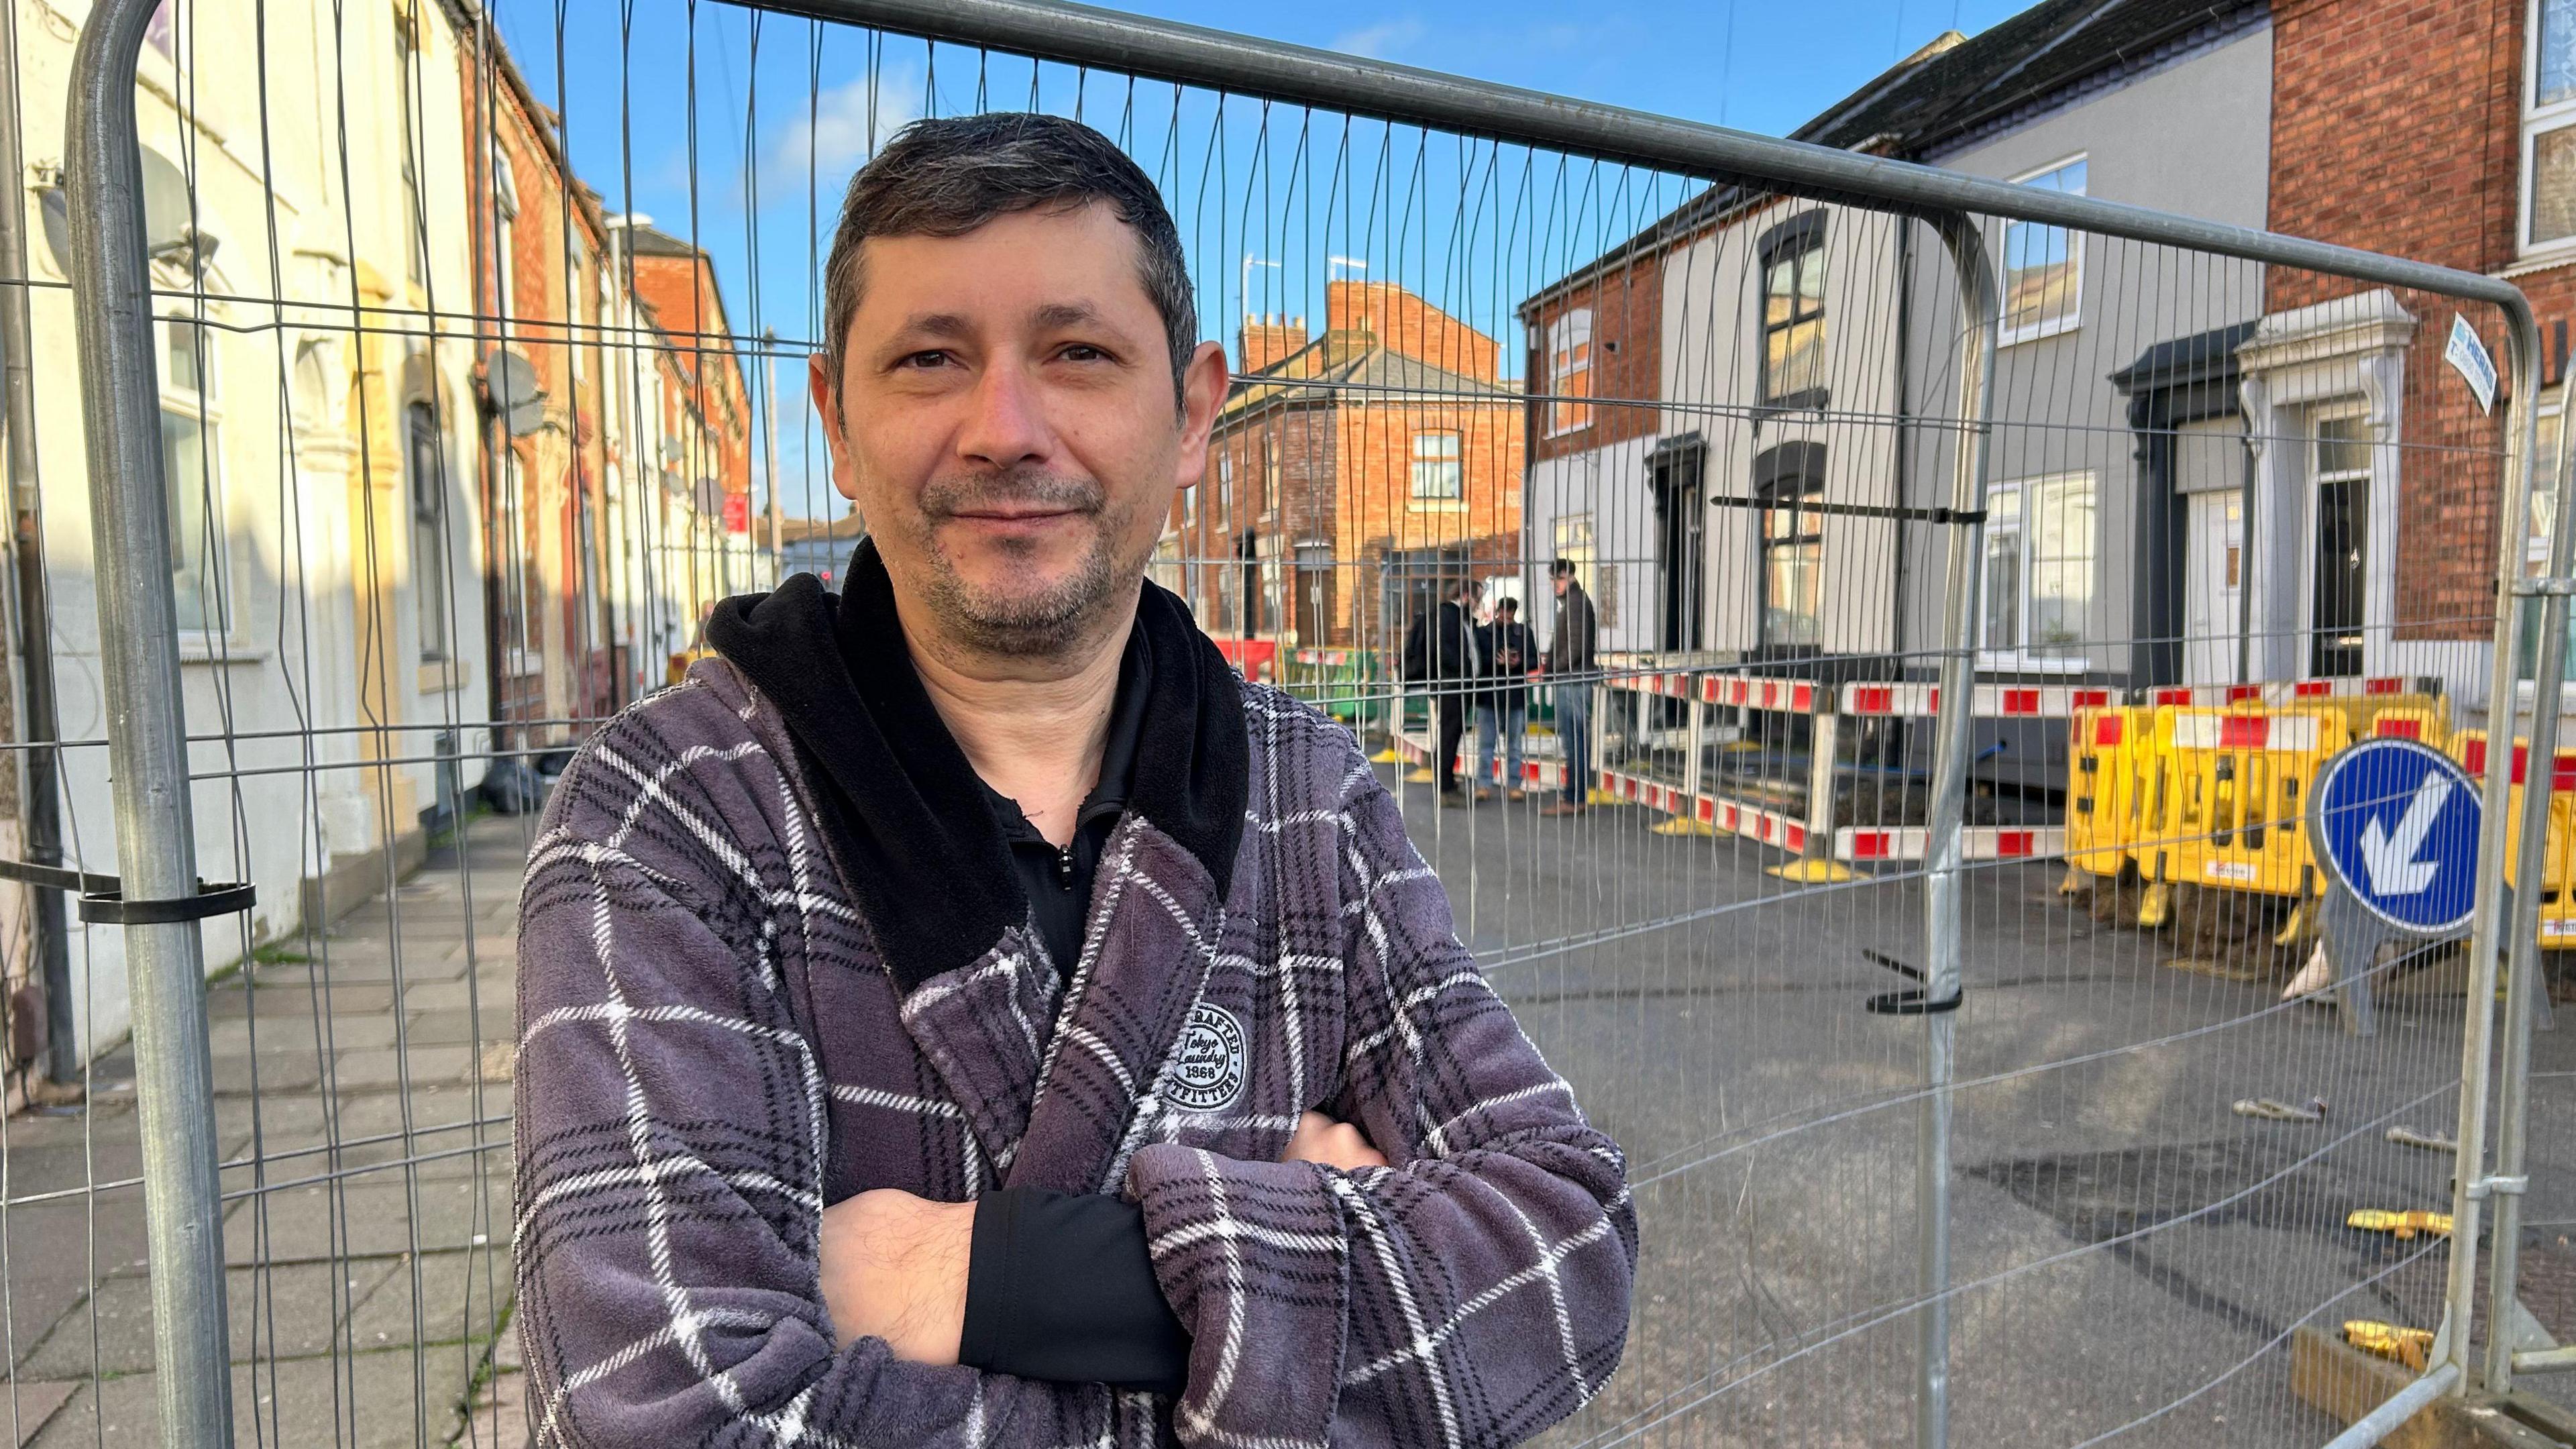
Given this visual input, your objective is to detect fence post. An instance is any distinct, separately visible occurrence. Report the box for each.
[2484,367,2576,1395]
[1914,211,1998,1449]
[2442,301,2547,1397]
[63,0,236,1442]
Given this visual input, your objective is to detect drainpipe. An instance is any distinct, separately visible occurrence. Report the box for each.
[0,16,75,1087]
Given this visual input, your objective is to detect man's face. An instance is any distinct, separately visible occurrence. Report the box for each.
[814,203,1226,657]
[1552,572,1569,598]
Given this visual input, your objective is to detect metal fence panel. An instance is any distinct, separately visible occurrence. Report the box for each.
[11,0,2566,1445]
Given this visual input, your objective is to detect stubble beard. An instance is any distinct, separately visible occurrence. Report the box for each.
[906,465,1138,658]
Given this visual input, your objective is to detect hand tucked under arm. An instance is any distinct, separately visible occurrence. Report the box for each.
[816,1189,976,1362]
[1283,1109,1387,1171]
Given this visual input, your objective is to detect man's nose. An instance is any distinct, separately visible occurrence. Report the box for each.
[956,360,1051,470]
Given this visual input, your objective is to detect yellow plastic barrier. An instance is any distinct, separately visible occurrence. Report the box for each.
[2450,732,2576,948]
[2063,706,2152,887]
[2298,692,2451,751]
[2165,705,2353,918]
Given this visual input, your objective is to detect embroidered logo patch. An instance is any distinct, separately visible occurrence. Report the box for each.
[1167,1002,1247,1112]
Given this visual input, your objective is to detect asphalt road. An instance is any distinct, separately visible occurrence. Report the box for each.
[1385,765,2576,1449]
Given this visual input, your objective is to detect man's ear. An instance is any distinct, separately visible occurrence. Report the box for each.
[809,352,859,503]
[1173,341,1230,490]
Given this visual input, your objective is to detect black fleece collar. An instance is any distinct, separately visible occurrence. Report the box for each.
[704,537,1248,994]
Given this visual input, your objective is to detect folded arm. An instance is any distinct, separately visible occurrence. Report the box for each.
[512,773,1116,1448]
[1126,765,1638,1448]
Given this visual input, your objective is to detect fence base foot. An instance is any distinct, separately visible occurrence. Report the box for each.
[2137,881,2173,929]
[1404,767,1437,784]
[1768,858,1857,883]
[2275,901,2316,949]
[1650,817,1717,838]
[1368,746,1401,765]
[1586,788,1623,807]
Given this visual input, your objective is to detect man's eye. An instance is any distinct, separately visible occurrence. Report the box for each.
[899,351,951,370]
[1060,343,1111,362]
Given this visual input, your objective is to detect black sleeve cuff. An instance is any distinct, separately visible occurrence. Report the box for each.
[958,1186,1191,1395]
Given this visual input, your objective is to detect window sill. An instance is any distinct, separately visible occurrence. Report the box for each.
[417,659,466,695]
[1976,651,2090,675]
[2501,244,2576,279]
[1999,315,2080,348]
[177,635,268,665]
[1409,498,1468,513]
[1543,421,1595,440]
[1753,390,1830,419]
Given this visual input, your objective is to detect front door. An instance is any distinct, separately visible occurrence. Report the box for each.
[2310,415,2370,678]
[1652,446,1705,653]
[2183,492,2241,685]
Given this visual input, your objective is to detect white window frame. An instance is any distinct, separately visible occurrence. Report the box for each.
[2528,0,2576,258]
[1409,428,1464,503]
[1976,470,2096,673]
[158,310,230,639]
[1998,155,2088,347]
[1545,309,1592,437]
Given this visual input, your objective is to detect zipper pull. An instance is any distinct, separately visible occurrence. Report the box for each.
[1056,845,1075,888]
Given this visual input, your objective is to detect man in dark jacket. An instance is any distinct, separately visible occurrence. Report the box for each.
[1402,575,1481,800]
[1474,596,1537,800]
[511,113,1633,1449]
[1542,558,1600,816]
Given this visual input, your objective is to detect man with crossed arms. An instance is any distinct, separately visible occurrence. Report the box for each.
[513,112,1635,1448]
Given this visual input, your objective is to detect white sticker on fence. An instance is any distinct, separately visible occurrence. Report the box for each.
[2447,313,2498,415]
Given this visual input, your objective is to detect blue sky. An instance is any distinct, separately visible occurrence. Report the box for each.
[491,0,2028,519]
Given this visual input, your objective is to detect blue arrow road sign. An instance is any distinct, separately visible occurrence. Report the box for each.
[2310,737,2481,936]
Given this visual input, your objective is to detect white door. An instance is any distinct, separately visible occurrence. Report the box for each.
[2183,491,2242,685]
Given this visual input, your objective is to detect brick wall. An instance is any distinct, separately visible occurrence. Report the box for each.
[1326,282,1497,380]
[1524,244,1666,464]
[2267,0,2571,643]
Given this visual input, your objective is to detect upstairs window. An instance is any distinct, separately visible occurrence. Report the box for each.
[1758,214,1827,408]
[2529,0,2576,252]
[1410,429,1463,502]
[1547,309,1593,434]
[2001,157,2086,343]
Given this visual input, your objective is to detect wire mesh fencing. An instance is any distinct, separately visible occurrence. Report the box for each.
[3,0,2568,1444]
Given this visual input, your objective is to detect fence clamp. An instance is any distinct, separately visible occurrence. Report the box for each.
[0,857,254,926]
[2510,576,2576,597]
[1860,948,1963,1015]
[2467,1174,2530,1201]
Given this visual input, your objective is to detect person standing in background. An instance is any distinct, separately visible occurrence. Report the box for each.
[1475,596,1535,801]
[1541,558,1597,817]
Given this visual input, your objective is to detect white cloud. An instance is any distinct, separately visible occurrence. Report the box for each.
[759,64,924,203]
[1331,18,1425,59]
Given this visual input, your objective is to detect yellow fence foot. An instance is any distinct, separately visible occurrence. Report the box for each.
[1586,788,1623,807]
[1650,817,1717,838]
[1767,858,1857,883]
[2272,902,2310,949]
[2136,882,2171,929]
[1403,767,1437,784]
[1368,746,1401,764]
[2343,1320,2434,1373]
[2057,865,2090,896]
[2347,1210,2453,1241]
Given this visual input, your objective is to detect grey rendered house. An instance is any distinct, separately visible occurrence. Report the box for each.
[1537,0,2273,792]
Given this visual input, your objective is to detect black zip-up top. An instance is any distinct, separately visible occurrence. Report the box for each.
[977,623,1151,977]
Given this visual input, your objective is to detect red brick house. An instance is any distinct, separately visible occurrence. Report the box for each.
[2255,0,2571,690]
[1176,281,1523,651]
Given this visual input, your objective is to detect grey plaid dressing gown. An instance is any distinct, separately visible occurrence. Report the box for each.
[513,637,1635,1448]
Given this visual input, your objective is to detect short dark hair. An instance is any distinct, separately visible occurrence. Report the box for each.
[1497,596,1519,615]
[1550,557,1577,579]
[820,113,1198,409]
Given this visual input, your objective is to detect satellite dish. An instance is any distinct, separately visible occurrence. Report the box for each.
[484,348,547,437]
[141,150,193,254]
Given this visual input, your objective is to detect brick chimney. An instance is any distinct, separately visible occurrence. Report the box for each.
[1237,313,1309,374]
